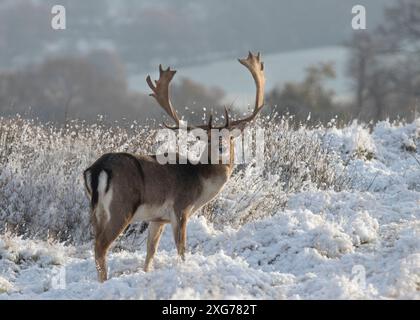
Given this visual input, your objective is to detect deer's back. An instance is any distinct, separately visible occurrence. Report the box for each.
[84,152,207,222]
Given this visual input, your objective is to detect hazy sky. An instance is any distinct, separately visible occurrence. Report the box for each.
[0,0,392,72]
[0,0,395,122]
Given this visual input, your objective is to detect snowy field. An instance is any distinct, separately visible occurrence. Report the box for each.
[0,117,419,299]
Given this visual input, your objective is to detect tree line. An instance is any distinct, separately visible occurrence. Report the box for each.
[0,0,418,125]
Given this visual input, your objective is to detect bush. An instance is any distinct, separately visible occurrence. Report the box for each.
[0,116,154,244]
[0,115,351,244]
[200,115,350,227]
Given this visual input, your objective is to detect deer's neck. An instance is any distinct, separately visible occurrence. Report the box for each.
[206,139,235,176]
[201,139,235,186]
[194,162,233,211]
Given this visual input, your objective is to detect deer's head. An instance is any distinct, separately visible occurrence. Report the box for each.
[146,52,265,164]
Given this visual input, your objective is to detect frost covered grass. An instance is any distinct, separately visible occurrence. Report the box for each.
[0,116,419,299]
[0,117,155,243]
[0,115,345,241]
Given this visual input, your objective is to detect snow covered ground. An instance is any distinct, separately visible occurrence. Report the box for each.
[0,119,419,299]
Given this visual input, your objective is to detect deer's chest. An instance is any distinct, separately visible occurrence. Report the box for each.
[194,176,227,210]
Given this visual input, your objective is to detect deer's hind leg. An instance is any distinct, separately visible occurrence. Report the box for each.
[144,221,166,272]
[170,207,192,261]
[93,203,132,282]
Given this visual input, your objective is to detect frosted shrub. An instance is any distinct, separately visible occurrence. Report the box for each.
[0,117,155,244]
[201,116,349,227]
[0,115,350,243]
[0,118,22,165]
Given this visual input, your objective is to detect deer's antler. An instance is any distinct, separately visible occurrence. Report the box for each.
[147,52,265,131]
[228,51,265,129]
[190,52,265,131]
[146,65,180,128]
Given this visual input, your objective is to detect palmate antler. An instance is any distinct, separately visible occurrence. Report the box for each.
[146,52,265,130]
[146,65,180,128]
[230,51,265,129]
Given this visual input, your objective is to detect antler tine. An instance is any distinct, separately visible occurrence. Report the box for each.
[223,107,230,128]
[193,107,231,130]
[208,114,213,129]
[230,51,266,128]
[146,65,180,127]
[190,113,214,131]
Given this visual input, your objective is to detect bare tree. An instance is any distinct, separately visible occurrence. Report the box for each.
[347,0,420,122]
[266,62,342,124]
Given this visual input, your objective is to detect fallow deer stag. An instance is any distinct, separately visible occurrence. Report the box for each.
[83,52,265,282]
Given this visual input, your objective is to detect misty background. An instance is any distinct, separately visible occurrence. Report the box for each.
[1,0,418,126]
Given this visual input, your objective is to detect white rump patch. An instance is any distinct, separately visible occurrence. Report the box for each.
[98,171,108,195]
[97,171,112,224]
